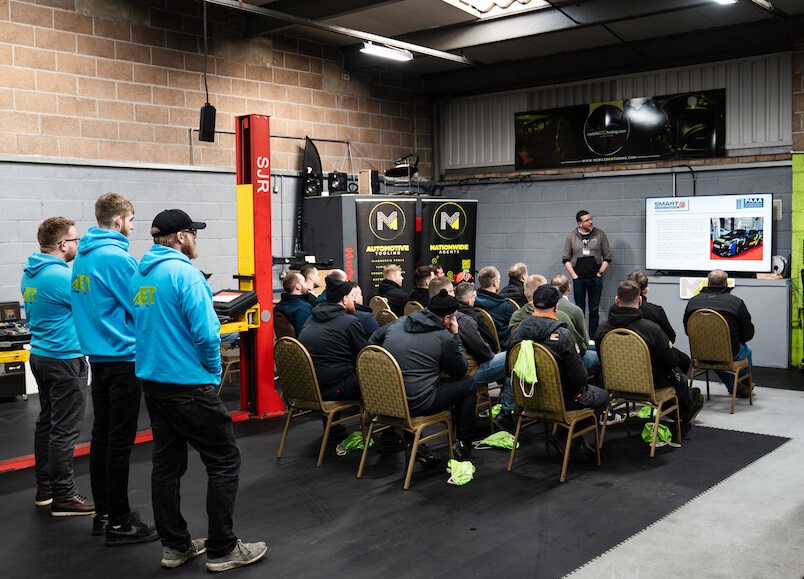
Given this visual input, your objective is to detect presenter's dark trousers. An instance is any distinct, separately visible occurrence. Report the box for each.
[573,275,602,339]
[143,381,241,559]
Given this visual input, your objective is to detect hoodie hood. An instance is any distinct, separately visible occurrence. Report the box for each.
[138,244,191,276]
[404,309,445,334]
[78,226,129,257]
[309,301,350,322]
[23,252,68,279]
[606,305,644,328]
[517,314,565,342]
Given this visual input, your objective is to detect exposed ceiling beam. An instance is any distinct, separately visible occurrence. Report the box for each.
[203,0,478,65]
[245,0,394,36]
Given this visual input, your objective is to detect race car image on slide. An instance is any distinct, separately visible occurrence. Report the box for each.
[711,228,763,258]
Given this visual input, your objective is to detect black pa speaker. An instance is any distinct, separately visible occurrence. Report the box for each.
[304,166,322,197]
[199,103,216,142]
[327,171,348,194]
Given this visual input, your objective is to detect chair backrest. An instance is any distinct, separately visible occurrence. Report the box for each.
[369,295,390,316]
[598,328,656,400]
[687,308,734,366]
[403,301,424,316]
[273,311,296,339]
[506,298,520,311]
[473,306,502,352]
[273,337,324,410]
[376,309,398,327]
[356,345,413,425]
[508,341,568,423]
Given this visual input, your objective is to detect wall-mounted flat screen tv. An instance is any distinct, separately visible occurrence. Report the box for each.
[645,194,772,273]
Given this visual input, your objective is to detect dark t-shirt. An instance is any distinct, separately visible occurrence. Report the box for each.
[574,233,599,277]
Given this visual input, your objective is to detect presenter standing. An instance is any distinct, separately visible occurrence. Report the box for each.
[562,210,612,338]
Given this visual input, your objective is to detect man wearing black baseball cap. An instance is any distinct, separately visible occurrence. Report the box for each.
[509,284,610,461]
[130,210,267,571]
[369,289,476,461]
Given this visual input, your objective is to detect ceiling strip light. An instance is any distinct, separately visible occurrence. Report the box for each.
[360,42,414,62]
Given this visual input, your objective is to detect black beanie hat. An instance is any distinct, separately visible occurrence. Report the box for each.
[428,288,459,315]
[325,275,353,303]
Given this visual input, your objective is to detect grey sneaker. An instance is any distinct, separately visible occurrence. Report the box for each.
[161,538,207,568]
[205,540,267,572]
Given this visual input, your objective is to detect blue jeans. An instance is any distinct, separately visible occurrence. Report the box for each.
[89,361,142,524]
[582,348,603,386]
[715,343,752,392]
[474,352,514,412]
[31,355,88,501]
[411,375,476,442]
[143,381,241,558]
[573,276,603,339]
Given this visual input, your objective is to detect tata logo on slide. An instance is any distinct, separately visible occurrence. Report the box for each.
[433,202,467,240]
[369,201,406,241]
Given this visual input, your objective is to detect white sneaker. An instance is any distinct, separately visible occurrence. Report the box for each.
[206,539,268,572]
[601,411,627,426]
[161,538,206,568]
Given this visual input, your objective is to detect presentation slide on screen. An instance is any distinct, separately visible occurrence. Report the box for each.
[645,194,772,273]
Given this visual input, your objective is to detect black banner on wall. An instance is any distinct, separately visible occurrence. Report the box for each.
[355,198,417,299]
[420,200,477,284]
[514,89,726,170]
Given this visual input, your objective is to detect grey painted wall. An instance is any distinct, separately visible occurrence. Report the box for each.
[0,159,304,304]
[438,164,792,324]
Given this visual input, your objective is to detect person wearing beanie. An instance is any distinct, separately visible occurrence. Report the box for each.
[298,274,366,402]
[369,288,476,462]
[508,284,610,463]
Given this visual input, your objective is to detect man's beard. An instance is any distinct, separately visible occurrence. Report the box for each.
[180,237,198,259]
[344,303,356,315]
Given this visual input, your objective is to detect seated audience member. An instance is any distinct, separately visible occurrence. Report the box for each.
[298,276,366,402]
[683,269,754,397]
[377,264,408,317]
[408,265,435,306]
[451,280,513,431]
[300,263,321,307]
[456,282,498,353]
[552,273,590,345]
[369,289,476,461]
[314,268,347,305]
[433,263,445,277]
[498,262,529,307]
[509,285,610,460]
[626,269,690,373]
[351,282,379,339]
[274,272,313,335]
[511,275,603,385]
[596,281,703,424]
[473,266,516,349]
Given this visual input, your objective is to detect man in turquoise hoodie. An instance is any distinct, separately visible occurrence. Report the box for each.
[21,217,95,517]
[71,192,157,545]
[130,209,267,572]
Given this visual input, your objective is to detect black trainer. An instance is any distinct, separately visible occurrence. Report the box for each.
[377,428,405,453]
[92,513,109,536]
[453,440,472,461]
[493,410,515,433]
[412,443,441,469]
[105,511,159,546]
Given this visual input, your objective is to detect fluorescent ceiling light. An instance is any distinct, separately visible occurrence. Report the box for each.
[712,0,737,4]
[360,42,414,62]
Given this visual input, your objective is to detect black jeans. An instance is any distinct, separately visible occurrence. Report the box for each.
[573,275,603,338]
[143,381,241,558]
[31,355,88,501]
[410,375,476,442]
[89,361,141,524]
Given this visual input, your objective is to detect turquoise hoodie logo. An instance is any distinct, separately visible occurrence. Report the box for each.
[72,274,90,293]
[133,286,156,307]
[22,287,37,304]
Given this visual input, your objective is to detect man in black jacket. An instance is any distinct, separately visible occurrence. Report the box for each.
[474,266,516,349]
[509,285,609,459]
[683,269,754,396]
[298,276,366,401]
[456,281,498,353]
[369,289,476,460]
[408,265,435,306]
[596,281,702,424]
[498,262,528,307]
[376,264,408,317]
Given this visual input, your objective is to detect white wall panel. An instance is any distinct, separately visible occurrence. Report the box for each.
[440,53,791,170]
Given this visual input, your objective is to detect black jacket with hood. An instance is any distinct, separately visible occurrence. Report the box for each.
[683,285,754,357]
[377,279,408,317]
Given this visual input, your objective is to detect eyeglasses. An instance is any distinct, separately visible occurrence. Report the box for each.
[61,238,81,244]
[180,228,197,237]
